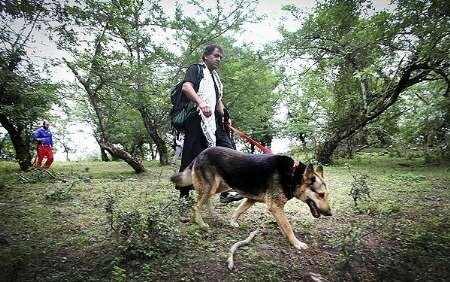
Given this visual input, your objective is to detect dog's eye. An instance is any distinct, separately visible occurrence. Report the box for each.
[317,192,325,198]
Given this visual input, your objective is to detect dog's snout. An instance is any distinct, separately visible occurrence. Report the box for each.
[323,209,332,216]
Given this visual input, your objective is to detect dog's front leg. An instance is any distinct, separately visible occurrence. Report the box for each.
[230,198,255,227]
[268,205,308,250]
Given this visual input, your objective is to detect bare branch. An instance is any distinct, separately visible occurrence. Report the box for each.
[13,9,43,52]
[227,227,261,271]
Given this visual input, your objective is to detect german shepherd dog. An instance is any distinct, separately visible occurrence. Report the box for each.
[170,147,332,250]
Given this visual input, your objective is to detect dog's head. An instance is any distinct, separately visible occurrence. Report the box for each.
[294,163,332,218]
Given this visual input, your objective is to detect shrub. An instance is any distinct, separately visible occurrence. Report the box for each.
[104,194,182,262]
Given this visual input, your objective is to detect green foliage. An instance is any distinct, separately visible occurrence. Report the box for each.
[17,169,56,184]
[281,70,331,140]
[0,132,15,160]
[332,222,364,281]
[0,0,61,169]
[347,165,372,210]
[279,0,450,162]
[110,265,127,282]
[0,66,59,127]
[105,193,182,262]
[45,182,75,201]
[173,0,261,66]
[0,157,449,281]
[218,38,281,146]
[56,0,264,161]
[394,81,449,162]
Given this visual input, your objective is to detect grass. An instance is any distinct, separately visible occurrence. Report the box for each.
[0,154,449,281]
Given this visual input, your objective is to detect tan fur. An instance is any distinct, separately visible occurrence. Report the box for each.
[171,154,331,250]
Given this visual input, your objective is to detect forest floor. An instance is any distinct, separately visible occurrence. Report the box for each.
[0,152,449,281]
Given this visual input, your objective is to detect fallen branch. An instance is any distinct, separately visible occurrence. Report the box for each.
[39,169,69,183]
[17,174,30,182]
[227,228,261,271]
[354,144,369,153]
[42,169,58,179]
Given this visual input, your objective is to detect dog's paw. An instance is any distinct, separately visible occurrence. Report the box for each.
[200,223,210,230]
[294,241,308,250]
[230,220,239,228]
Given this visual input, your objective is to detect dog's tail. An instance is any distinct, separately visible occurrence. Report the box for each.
[170,161,194,187]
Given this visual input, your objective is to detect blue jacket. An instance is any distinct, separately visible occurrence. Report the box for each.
[32,127,53,146]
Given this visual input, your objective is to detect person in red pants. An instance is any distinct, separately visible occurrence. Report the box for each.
[32,120,54,169]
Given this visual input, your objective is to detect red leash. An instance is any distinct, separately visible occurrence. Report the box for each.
[226,123,299,176]
[227,124,272,155]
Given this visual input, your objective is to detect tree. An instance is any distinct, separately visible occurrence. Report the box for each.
[57,0,261,166]
[105,0,173,165]
[51,110,76,161]
[0,131,15,160]
[392,80,449,161]
[279,0,450,163]
[172,0,261,74]
[60,18,146,172]
[0,1,60,170]
[217,38,281,150]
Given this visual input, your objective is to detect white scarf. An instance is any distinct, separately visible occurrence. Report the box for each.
[197,65,223,147]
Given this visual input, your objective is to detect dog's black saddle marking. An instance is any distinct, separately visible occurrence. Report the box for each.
[196,147,305,199]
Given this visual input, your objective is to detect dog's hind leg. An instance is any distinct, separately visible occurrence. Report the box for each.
[193,168,221,230]
[193,191,210,230]
[230,198,256,228]
[192,170,212,230]
[268,204,308,250]
[208,175,223,216]
[207,198,218,218]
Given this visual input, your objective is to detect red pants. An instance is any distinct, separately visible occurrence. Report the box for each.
[34,145,54,169]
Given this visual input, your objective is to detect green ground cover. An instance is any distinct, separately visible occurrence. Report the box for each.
[0,154,449,281]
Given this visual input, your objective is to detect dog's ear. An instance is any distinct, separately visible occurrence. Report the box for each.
[304,163,314,178]
[316,165,324,177]
[293,161,306,179]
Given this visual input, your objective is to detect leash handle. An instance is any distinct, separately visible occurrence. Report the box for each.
[227,124,272,155]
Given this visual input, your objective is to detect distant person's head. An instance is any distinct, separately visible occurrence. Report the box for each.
[43,120,50,130]
[202,44,223,71]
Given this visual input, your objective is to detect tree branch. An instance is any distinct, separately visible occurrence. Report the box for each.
[227,227,261,271]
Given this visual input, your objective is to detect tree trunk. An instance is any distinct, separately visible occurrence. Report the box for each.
[65,44,146,173]
[130,138,144,158]
[121,12,168,166]
[0,114,32,170]
[12,135,32,171]
[0,134,7,158]
[99,142,145,173]
[315,138,340,165]
[299,133,307,150]
[149,143,156,160]
[100,147,110,161]
[138,107,169,165]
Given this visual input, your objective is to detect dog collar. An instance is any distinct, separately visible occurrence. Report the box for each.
[285,160,300,200]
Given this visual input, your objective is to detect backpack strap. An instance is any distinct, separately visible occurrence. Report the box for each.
[193,63,204,92]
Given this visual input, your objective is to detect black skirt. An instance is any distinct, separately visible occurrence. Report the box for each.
[179,111,233,172]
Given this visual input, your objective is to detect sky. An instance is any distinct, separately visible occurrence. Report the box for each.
[8,0,390,161]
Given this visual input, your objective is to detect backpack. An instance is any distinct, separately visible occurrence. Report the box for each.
[169,64,204,132]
